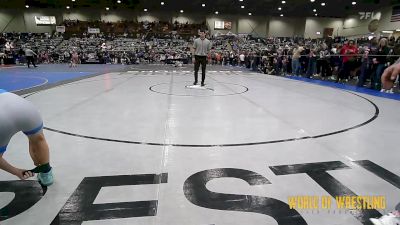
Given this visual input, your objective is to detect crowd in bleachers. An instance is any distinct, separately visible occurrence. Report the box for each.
[251,36,399,91]
[1,19,399,91]
[0,32,64,64]
[205,34,400,91]
[62,19,205,37]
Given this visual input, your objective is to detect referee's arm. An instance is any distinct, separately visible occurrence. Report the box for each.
[192,40,197,62]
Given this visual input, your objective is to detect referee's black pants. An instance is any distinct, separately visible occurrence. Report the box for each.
[194,55,207,85]
[26,56,36,68]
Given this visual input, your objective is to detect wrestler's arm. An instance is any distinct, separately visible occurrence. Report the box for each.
[381,58,400,90]
[0,154,34,180]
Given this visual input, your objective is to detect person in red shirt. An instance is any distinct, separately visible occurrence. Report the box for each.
[215,52,221,65]
[337,40,358,83]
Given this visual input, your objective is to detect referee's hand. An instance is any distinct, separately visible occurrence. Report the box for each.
[381,63,400,90]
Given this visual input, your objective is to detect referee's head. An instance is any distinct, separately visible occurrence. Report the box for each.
[199,29,206,39]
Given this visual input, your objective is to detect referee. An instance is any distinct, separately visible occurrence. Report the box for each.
[193,30,212,86]
[25,47,38,68]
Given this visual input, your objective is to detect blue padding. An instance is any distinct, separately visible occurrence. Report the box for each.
[0,64,124,92]
[0,145,7,154]
[0,89,6,94]
[285,76,400,101]
[23,123,43,136]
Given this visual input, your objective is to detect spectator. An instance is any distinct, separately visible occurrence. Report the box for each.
[371,38,389,90]
[337,40,358,82]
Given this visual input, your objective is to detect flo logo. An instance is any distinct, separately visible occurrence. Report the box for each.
[359,12,375,20]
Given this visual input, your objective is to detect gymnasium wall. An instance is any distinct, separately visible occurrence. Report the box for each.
[304,17,343,39]
[268,17,306,37]
[0,6,399,38]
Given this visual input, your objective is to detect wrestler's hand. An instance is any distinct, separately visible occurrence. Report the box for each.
[381,63,400,90]
[14,169,34,180]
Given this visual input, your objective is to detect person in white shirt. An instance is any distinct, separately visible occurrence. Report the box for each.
[239,53,245,67]
[0,89,54,186]
[5,42,11,53]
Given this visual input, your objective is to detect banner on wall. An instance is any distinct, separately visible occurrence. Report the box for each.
[56,26,65,33]
[391,6,400,22]
[34,16,56,25]
[214,21,232,30]
[88,27,100,34]
[358,11,381,21]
